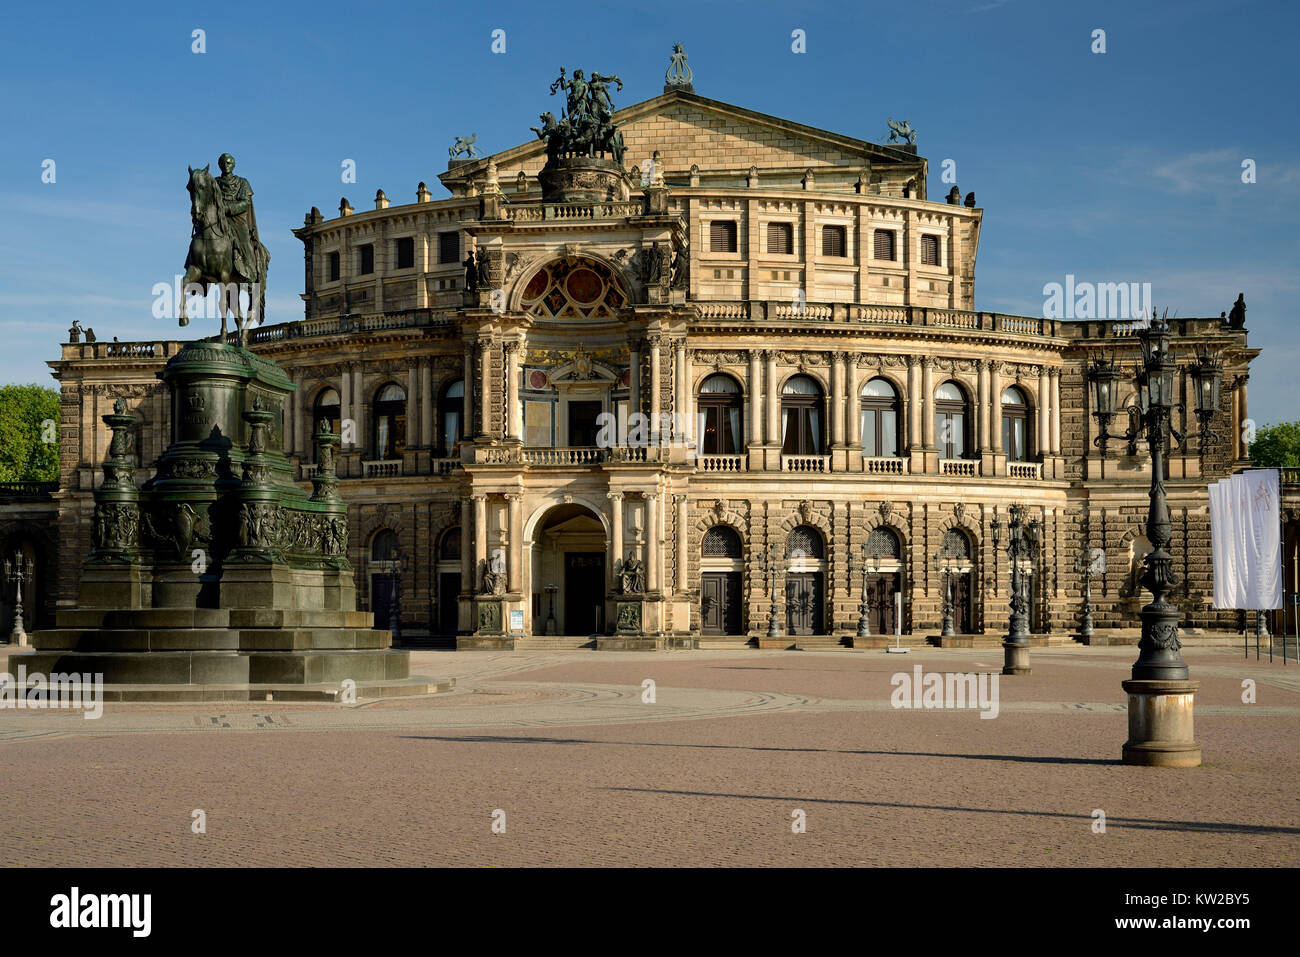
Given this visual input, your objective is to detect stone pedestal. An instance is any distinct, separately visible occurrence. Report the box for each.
[13,341,435,701]
[1002,640,1031,676]
[538,156,629,204]
[1121,679,1201,767]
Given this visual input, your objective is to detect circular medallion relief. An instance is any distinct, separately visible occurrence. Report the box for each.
[528,370,548,390]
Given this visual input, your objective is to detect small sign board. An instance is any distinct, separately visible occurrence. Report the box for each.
[509,609,525,633]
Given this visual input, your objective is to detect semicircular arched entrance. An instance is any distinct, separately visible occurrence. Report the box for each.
[528,502,609,637]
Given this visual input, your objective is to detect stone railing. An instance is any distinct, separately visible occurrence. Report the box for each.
[0,480,58,499]
[697,454,746,472]
[1008,461,1043,480]
[862,456,908,474]
[695,301,750,321]
[299,463,319,480]
[689,302,1059,339]
[940,458,978,477]
[245,310,452,345]
[996,315,1042,336]
[772,302,834,321]
[782,454,829,472]
[431,457,461,475]
[503,201,643,222]
[1282,467,1300,486]
[362,459,402,478]
[851,305,909,323]
[523,447,607,466]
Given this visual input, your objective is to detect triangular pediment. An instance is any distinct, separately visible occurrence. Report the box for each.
[440,89,921,194]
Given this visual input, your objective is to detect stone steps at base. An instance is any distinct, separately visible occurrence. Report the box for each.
[512,636,597,650]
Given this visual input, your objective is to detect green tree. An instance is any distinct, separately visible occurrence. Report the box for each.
[0,384,60,482]
[1248,422,1300,468]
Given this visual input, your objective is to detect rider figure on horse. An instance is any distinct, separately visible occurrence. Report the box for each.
[214,153,267,299]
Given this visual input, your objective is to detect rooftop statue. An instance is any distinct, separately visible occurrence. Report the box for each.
[450,135,479,159]
[665,42,693,91]
[179,153,270,347]
[886,118,917,145]
[541,66,626,163]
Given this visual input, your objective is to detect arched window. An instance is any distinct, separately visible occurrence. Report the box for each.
[438,379,464,457]
[935,381,971,459]
[702,525,743,558]
[785,525,825,559]
[866,526,901,559]
[313,388,341,463]
[860,377,900,457]
[1001,386,1030,462]
[781,375,824,456]
[698,374,743,455]
[519,257,628,319]
[371,528,399,561]
[941,528,972,561]
[373,383,406,460]
[439,526,461,561]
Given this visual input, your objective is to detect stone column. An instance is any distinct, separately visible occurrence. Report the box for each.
[765,350,780,446]
[1238,375,1250,459]
[420,358,433,448]
[340,365,352,448]
[977,360,990,452]
[649,336,662,444]
[352,365,365,454]
[646,490,660,592]
[683,347,695,448]
[478,339,492,436]
[505,341,521,440]
[676,494,688,593]
[629,340,642,415]
[506,493,522,593]
[921,357,935,448]
[286,371,298,455]
[908,356,921,450]
[1050,369,1061,454]
[472,494,488,589]
[608,492,624,574]
[460,497,473,587]
[846,356,861,448]
[462,342,475,441]
[674,340,687,444]
[407,362,419,452]
[990,362,1003,453]
[830,353,846,447]
[1038,367,1051,457]
[748,350,763,446]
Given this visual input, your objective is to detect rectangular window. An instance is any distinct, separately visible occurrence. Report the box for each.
[710,220,738,253]
[328,251,340,282]
[873,230,896,261]
[358,244,374,275]
[822,225,847,257]
[921,234,940,266]
[438,232,460,264]
[395,236,415,270]
[767,222,793,255]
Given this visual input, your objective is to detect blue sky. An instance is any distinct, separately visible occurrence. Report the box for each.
[1,0,1296,420]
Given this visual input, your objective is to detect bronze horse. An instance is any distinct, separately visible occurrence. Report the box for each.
[180,165,266,347]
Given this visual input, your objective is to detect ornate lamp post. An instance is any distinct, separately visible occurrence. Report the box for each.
[931,548,957,637]
[387,545,404,643]
[4,551,33,646]
[1072,543,1099,640]
[992,505,1040,674]
[852,543,881,639]
[766,548,783,639]
[1089,312,1221,767]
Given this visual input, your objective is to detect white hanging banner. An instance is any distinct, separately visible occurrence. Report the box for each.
[1208,479,1236,609]
[1238,469,1283,610]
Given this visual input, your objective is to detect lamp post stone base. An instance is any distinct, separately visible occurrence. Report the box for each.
[1121,679,1201,768]
[1001,640,1031,676]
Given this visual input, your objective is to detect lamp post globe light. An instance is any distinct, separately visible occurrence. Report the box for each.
[991,504,1040,675]
[1089,311,1223,767]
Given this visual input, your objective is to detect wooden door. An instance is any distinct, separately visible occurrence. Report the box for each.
[702,572,742,635]
[786,572,824,635]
